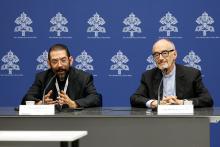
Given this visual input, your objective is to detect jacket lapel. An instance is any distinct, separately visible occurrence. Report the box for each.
[44,71,57,99]
[67,68,77,100]
[175,64,185,99]
[153,69,163,98]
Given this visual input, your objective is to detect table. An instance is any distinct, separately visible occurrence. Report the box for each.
[0,107,220,147]
[0,131,87,147]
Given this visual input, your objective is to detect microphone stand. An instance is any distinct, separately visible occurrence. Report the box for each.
[42,74,56,105]
[157,68,167,108]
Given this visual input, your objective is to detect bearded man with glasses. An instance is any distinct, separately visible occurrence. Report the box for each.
[21,44,102,108]
[131,39,213,109]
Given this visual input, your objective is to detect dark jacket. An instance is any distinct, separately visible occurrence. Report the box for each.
[21,67,102,107]
[130,64,213,108]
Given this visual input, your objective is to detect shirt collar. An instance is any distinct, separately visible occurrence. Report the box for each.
[164,64,176,78]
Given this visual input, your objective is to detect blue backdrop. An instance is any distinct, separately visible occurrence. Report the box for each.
[0,0,219,146]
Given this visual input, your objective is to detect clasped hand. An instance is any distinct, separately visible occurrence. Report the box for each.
[151,96,183,108]
[161,96,183,105]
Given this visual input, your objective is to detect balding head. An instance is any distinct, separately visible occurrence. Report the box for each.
[152,39,175,53]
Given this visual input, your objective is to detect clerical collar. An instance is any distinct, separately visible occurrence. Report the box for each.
[164,65,176,78]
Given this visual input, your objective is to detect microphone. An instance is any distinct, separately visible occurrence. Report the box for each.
[157,65,168,108]
[42,74,56,105]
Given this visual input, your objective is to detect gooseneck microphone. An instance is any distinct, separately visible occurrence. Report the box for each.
[42,74,56,105]
[157,67,167,108]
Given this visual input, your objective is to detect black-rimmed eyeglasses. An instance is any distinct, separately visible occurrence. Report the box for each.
[152,49,174,59]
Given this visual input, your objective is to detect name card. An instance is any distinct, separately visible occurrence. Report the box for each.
[157,105,194,115]
[19,105,55,115]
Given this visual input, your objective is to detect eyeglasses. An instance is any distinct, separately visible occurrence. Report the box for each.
[50,57,69,65]
[152,49,174,60]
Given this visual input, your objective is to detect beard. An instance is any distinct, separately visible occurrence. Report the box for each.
[160,62,168,70]
[57,72,66,81]
[54,68,69,81]
[157,61,168,69]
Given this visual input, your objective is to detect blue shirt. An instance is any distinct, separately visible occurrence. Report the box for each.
[146,65,176,108]
[163,65,176,97]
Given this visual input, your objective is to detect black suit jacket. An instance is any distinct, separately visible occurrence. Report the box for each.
[21,67,102,108]
[130,64,213,108]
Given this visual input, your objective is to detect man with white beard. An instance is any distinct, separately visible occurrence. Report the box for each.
[130,39,213,109]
